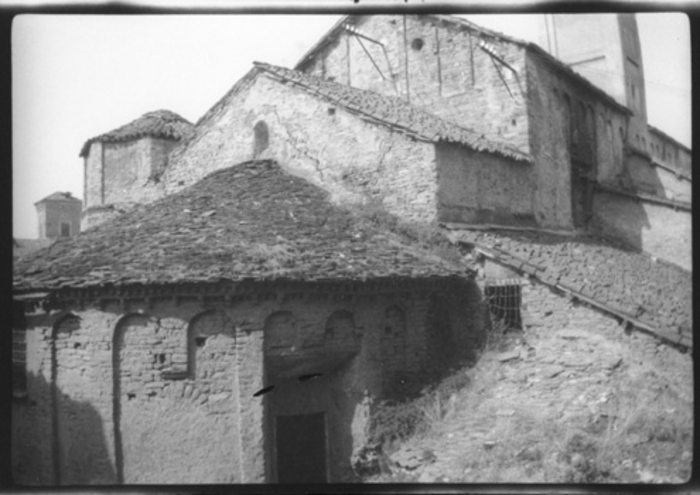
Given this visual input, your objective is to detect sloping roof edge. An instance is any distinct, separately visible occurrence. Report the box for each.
[647,124,692,153]
[79,110,195,158]
[165,67,261,166]
[254,61,531,162]
[294,13,632,116]
[34,192,82,205]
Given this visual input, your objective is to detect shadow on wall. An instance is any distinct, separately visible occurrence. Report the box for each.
[13,371,116,485]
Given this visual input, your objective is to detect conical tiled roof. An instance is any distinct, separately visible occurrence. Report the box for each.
[79,110,195,157]
[14,160,469,292]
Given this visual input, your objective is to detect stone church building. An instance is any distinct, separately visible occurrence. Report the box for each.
[13,13,692,484]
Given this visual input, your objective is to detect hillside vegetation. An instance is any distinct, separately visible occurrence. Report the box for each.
[360,320,693,484]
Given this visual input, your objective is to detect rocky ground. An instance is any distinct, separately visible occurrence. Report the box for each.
[364,321,693,484]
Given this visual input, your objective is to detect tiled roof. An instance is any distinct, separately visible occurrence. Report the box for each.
[14,160,470,292]
[34,191,81,204]
[254,62,530,162]
[447,227,692,343]
[79,110,195,157]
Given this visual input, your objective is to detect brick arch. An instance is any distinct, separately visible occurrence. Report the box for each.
[112,313,151,484]
[264,310,297,353]
[50,313,82,485]
[324,310,358,349]
[187,310,235,380]
[380,305,407,380]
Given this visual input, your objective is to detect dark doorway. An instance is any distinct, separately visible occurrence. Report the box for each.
[275,413,328,483]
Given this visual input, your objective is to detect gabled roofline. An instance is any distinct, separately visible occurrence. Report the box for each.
[170,61,530,167]
[294,13,632,116]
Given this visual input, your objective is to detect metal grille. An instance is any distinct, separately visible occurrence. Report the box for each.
[484,283,522,330]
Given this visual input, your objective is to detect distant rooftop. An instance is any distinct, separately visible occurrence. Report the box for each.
[14,159,470,292]
[34,191,82,205]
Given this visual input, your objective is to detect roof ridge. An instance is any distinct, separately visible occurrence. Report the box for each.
[79,109,195,157]
[254,61,531,162]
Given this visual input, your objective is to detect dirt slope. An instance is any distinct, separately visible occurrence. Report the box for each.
[369,320,693,484]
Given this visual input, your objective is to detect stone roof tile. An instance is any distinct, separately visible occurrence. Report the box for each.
[14,160,470,292]
[79,109,195,157]
[254,62,530,163]
[450,228,692,335]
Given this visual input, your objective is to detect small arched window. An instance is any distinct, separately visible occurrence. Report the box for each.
[264,311,297,352]
[324,310,358,349]
[253,121,269,157]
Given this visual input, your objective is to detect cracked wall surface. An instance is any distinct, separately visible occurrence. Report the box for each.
[159,75,440,225]
[13,282,484,484]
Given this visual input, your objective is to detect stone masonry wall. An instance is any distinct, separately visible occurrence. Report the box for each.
[477,264,692,395]
[13,282,483,484]
[301,15,531,155]
[525,52,631,228]
[160,75,440,225]
[436,143,536,226]
[103,138,154,205]
[591,190,692,271]
[84,142,103,209]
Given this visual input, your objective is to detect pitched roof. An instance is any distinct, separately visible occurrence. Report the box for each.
[14,160,470,292]
[447,227,692,340]
[79,110,195,157]
[294,14,631,116]
[34,191,81,204]
[253,62,530,162]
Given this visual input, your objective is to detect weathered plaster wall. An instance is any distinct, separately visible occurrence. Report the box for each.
[591,191,692,271]
[300,15,530,155]
[626,153,691,202]
[161,75,439,224]
[436,143,535,226]
[13,281,484,484]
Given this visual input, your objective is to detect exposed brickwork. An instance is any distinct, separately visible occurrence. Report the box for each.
[436,143,536,226]
[300,15,531,156]
[12,279,484,484]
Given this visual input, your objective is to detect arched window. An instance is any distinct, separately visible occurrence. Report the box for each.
[264,311,297,352]
[253,121,269,157]
[324,310,358,349]
[188,311,235,379]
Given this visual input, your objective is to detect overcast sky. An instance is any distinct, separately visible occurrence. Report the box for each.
[12,13,691,239]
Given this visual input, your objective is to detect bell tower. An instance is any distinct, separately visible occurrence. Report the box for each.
[538,14,648,147]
